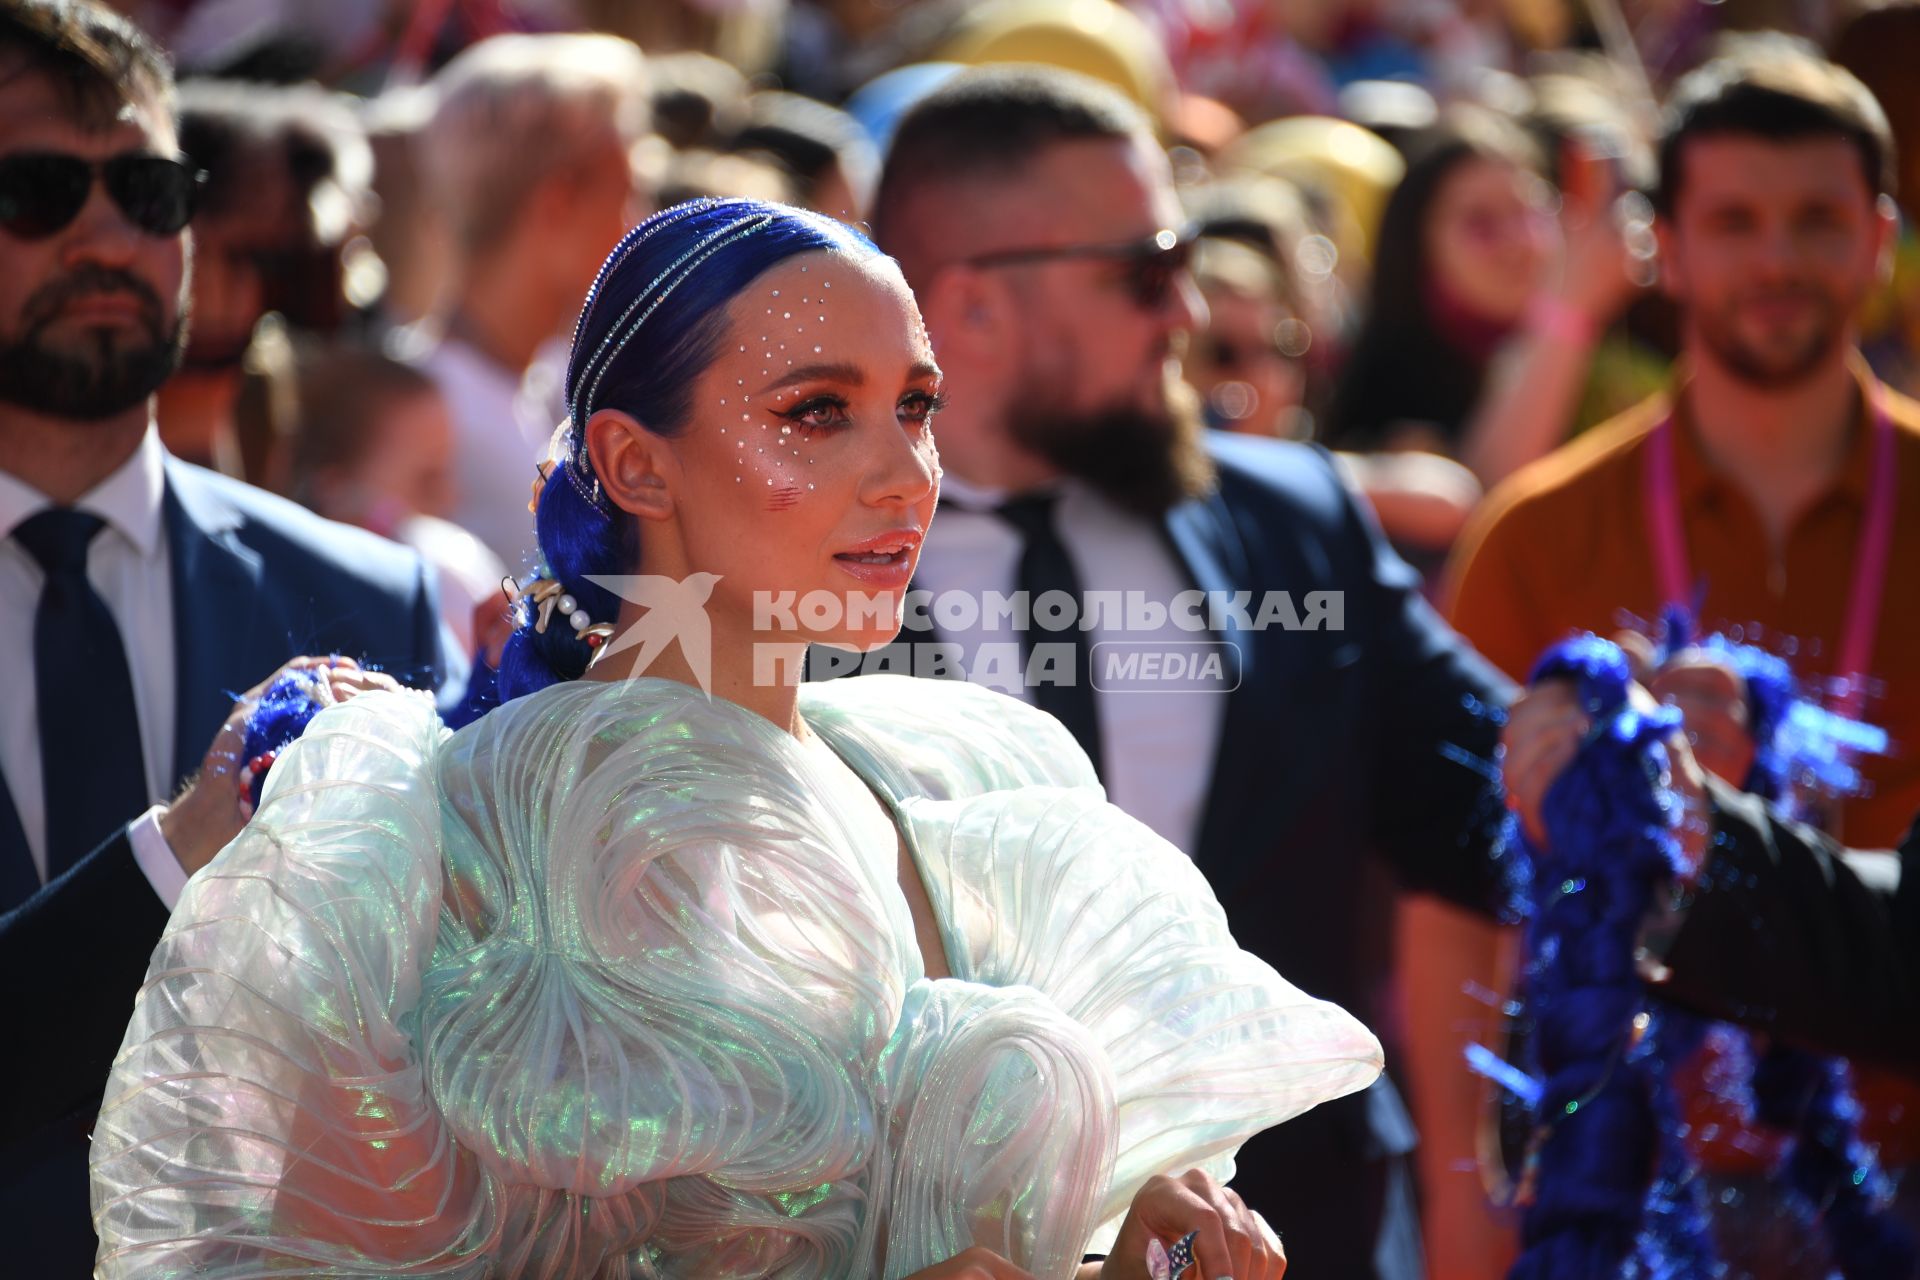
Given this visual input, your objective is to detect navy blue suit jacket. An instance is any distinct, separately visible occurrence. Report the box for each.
[0,458,443,1268]
[850,433,1517,1276]
[1172,435,1515,1276]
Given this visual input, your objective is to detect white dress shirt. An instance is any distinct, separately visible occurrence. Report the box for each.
[911,473,1224,856]
[421,337,558,574]
[0,426,183,902]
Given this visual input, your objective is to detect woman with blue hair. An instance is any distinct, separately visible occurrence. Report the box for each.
[89,199,1379,1280]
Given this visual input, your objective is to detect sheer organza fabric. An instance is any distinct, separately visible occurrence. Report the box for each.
[92,676,1382,1278]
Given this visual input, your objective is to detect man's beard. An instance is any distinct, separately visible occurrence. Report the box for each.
[0,265,187,420]
[1695,287,1847,389]
[1004,370,1216,517]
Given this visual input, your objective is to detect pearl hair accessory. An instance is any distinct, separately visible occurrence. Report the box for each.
[503,574,618,661]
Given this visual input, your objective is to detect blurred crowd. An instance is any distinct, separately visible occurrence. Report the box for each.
[96,0,1920,622]
[35,0,1920,1275]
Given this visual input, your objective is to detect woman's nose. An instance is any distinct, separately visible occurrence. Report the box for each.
[864,421,938,508]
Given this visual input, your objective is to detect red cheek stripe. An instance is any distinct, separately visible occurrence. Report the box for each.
[766,486,802,511]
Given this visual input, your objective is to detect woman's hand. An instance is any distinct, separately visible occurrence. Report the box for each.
[1098,1169,1285,1280]
[902,1247,1037,1279]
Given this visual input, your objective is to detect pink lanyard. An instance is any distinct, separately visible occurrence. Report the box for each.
[1643,384,1898,719]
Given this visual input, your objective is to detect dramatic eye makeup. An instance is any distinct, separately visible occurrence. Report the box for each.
[712,264,940,506]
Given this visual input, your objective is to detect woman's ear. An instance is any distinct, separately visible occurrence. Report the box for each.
[584,408,676,521]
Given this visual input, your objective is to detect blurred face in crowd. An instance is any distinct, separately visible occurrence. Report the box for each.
[1659,133,1892,387]
[551,129,639,302]
[181,148,311,374]
[1424,154,1554,325]
[991,136,1212,513]
[316,387,457,530]
[1187,254,1306,439]
[0,63,188,422]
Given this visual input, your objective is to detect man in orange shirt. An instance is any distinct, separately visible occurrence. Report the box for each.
[1429,37,1920,1277]
[1448,40,1920,844]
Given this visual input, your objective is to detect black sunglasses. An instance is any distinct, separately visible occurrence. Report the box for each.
[0,151,205,240]
[962,225,1197,310]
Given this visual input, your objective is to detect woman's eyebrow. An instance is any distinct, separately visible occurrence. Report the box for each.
[759,362,863,393]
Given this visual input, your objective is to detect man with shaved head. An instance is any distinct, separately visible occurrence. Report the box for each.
[868,65,1517,1279]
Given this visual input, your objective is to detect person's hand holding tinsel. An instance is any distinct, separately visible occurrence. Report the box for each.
[158,656,406,874]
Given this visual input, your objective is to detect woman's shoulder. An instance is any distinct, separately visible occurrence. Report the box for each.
[452,676,784,755]
[798,673,1100,804]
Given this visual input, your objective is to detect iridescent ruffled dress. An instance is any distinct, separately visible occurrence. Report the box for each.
[91,676,1382,1278]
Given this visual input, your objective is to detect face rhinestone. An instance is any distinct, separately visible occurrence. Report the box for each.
[813,345,822,353]
[780,425,792,435]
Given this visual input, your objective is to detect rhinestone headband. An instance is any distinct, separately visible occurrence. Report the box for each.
[564,199,717,423]
[574,211,777,423]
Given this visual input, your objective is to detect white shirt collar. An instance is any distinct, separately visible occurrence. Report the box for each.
[0,423,167,558]
[936,472,1008,512]
[937,471,1096,517]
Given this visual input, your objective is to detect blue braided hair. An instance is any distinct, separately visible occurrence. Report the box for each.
[496,197,883,702]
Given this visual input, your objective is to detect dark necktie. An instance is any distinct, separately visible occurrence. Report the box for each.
[14,508,149,879]
[993,492,1106,778]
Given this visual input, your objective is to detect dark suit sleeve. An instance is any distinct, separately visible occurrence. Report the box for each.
[1326,450,1520,913]
[1658,780,1920,1077]
[0,824,170,1141]
[406,556,454,695]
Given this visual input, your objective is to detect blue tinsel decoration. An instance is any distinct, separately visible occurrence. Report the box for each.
[236,668,331,808]
[1655,608,1912,1280]
[1509,635,1700,1280]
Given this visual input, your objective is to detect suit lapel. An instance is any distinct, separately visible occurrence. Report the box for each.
[164,464,272,790]
[1163,491,1266,870]
[0,772,35,912]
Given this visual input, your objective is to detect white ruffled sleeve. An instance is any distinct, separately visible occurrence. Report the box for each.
[899,786,1384,1247]
[89,690,501,1277]
[91,680,921,1278]
[803,676,1383,1255]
